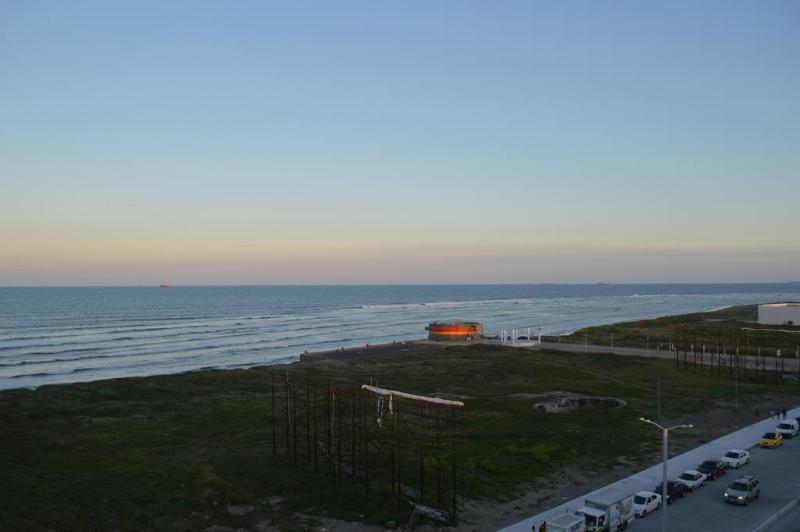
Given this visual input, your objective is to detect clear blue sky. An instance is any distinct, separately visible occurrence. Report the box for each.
[1,1,798,285]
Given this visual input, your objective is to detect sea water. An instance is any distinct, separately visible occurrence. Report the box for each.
[1,283,799,390]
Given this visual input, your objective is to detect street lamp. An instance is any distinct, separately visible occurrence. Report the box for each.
[640,418,693,532]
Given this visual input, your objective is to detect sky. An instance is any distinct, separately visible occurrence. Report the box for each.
[1,1,799,285]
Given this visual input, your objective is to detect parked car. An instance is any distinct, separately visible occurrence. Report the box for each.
[653,481,688,504]
[724,475,760,505]
[697,460,728,480]
[633,491,661,517]
[721,449,750,468]
[760,432,783,448]
[775,419,799,439]
[677,470,707,491]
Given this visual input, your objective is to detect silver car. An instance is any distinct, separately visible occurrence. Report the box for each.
[724,475,760,505]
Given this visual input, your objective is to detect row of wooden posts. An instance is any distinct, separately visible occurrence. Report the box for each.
[268,371,464,521]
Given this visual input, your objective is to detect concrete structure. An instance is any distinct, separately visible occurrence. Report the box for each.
[758,303,800,326]
[425,321,482,341]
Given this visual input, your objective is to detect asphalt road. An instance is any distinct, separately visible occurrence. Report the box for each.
[767,500,800,531]
[630,436,800,532]
[500,408,800,532]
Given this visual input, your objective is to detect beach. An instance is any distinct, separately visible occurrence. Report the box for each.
[3,284,800,390]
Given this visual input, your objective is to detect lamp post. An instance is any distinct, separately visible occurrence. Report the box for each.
[640,418,693,532]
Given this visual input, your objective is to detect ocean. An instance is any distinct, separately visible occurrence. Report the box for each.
[2,284,799,390]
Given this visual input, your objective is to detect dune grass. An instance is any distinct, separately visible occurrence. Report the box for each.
[2,344,798,530]
[559,305,800,353]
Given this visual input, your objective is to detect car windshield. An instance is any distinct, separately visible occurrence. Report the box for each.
[700,461,715,468]
[730,482,749,491]
[634,495,647,504]
[778,424,792,430]
[763,433,777,438]
[679,473,693,480]
[725,452,739,458]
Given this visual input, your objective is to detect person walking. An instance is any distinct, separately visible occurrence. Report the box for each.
[782,408,787,419]
[770,409,775,419]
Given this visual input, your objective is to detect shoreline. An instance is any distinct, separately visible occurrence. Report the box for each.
[4,302,797,393]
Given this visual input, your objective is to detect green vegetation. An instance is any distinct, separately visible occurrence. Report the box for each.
[2,344,799,530]
[561,305,800,353]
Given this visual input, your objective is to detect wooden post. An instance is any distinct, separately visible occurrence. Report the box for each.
[285,372,291,454]
[271,372,276,456]
[292,379,298,466]
[352,386,357,477]
[313,387,318,471]
[306,378,311,460]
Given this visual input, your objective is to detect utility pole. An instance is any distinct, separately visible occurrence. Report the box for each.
[734,347,739,413]
[657,377,661,419]
[640,419,694,532]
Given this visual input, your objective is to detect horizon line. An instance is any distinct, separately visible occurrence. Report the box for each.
[2,281,799,289]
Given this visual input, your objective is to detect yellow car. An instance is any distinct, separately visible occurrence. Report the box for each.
[760,431,783,448]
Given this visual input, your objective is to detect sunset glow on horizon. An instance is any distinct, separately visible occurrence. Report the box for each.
[2,1,798,286]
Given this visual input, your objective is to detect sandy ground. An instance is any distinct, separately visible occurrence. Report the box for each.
[299,340,442,364]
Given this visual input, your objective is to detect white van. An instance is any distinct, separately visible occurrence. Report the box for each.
[775,419,799,439]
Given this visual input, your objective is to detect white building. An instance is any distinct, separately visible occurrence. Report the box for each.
[758,303,800,326]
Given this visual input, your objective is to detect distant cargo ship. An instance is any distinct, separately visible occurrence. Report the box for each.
[595,281,613,286]
[159,284,171,288]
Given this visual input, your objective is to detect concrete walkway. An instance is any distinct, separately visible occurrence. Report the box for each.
[498,406,800,532]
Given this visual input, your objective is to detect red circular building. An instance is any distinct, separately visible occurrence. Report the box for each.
[426,321,483,341]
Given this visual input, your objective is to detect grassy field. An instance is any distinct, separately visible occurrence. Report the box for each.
[2,344,799,531]
[557,305,800,354]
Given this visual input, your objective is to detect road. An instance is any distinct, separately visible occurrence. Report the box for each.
[766,499,800,531]
[530,341,800,375]
[630,436,800,532]
[499,407,800,532]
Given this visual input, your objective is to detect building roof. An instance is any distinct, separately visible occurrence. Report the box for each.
[586,486,633,505]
